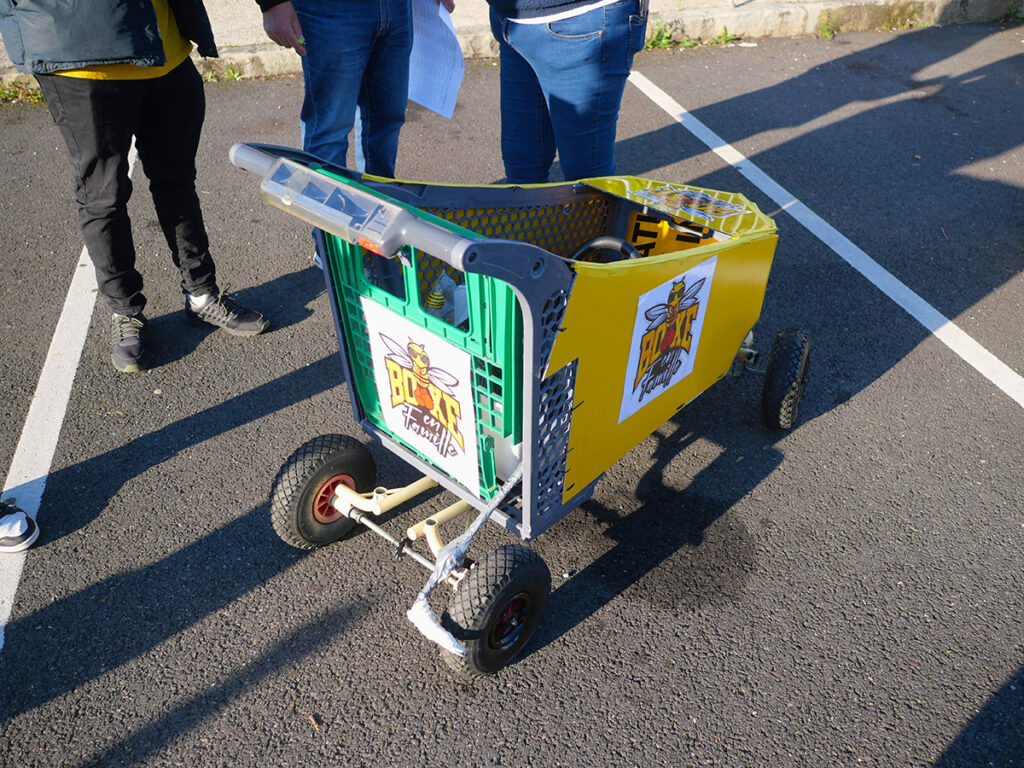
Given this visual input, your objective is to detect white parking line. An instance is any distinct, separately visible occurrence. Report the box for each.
[629,71,1024,409]
[0,247,97,650]
[0,146,137,651]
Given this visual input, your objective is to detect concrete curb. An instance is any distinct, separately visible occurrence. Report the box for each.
[1,0,1019,86]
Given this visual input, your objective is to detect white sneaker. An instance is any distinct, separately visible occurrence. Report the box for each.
[0,500,39,553]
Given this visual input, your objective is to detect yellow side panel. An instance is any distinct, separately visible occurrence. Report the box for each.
[546,233,778,503]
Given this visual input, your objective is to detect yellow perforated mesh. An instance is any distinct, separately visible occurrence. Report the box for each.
[425,198,609,259]
[414,197,609,302]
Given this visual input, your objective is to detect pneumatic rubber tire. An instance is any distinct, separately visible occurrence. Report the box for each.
[440,544,550,679]
[761,327,811,430]
[269,434,377,549]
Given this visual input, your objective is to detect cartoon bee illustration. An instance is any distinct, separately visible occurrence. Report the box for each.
[381,334,459,412]
[644,276,705,354]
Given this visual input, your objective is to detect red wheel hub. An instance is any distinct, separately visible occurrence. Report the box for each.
[312,474,355,524]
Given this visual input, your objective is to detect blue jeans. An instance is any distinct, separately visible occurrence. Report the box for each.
[490,0,648,183]
[293,0,412,176]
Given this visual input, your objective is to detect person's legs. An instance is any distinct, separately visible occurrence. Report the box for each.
[503,0,647,181]
[355,0,412,177]
[293,0,379,168]
[36,74,151,371]
[490,8,557,183]
[134,59,217,299]
[134,59,266,336]
[35,74,147,315]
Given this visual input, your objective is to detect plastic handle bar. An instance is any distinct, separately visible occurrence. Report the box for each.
[229,142,279,177]
[231,145,475,270]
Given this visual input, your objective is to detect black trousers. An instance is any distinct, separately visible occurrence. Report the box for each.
[36,59,217,315]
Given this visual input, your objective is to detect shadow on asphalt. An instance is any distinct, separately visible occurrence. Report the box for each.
[0,503,306,722]
[933,663,1024,767]
[142,265,326,370]
[617,24,1024,340]
[523,368,781,659]
[71,599,371,767]
[0,353,345,722]
[37,354,341,546]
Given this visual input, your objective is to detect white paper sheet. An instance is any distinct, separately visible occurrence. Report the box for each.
[408,0,464,119]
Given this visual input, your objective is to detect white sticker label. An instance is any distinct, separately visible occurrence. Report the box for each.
[361,299,480,495]
[618,256,718,423]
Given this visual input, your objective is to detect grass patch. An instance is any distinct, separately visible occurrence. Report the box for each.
[0,81,44,105]
[996,1,1024,22]
[203,67,242,83]
[880,1,921,31]
[706,27,739,45]
[643,24,740,51]
[816,11,840,40]
[645,21,675,49]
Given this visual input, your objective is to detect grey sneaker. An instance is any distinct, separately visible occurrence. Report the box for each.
[0,500,39,553]
[186,290,268,337]
[111,312,147,373]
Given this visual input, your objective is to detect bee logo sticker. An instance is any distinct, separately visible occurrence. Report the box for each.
[618,256,717,423]
[361,298,479,495]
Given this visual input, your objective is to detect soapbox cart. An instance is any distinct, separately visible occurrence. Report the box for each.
[231,142,810,679]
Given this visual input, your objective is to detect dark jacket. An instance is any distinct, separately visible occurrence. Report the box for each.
[0,0,217,75]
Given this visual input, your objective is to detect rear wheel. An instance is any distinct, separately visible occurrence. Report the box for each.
[761,328,811,430]
[270,434,377,549]
[441,544,550,679]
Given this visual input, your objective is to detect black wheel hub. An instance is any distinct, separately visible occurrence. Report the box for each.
[489,592,531,652]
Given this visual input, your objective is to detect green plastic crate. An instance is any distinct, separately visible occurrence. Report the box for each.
[322,210,523,502]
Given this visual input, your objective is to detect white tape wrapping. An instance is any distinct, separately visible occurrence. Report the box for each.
[405,465,524,656]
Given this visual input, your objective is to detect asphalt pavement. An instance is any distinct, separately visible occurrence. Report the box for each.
[2,15,1024,768]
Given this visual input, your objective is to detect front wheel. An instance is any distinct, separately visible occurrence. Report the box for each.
[441,544,550,679]
[269,434,377,549]
[761,328,811,430]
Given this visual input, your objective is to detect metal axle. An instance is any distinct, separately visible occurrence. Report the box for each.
[331,477,472,580]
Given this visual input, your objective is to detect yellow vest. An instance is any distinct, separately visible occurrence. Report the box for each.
[57,0,193,80]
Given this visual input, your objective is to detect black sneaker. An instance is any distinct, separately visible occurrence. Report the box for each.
[186,290,269,337]
[111,312,147,373]
[0,499,39,553]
